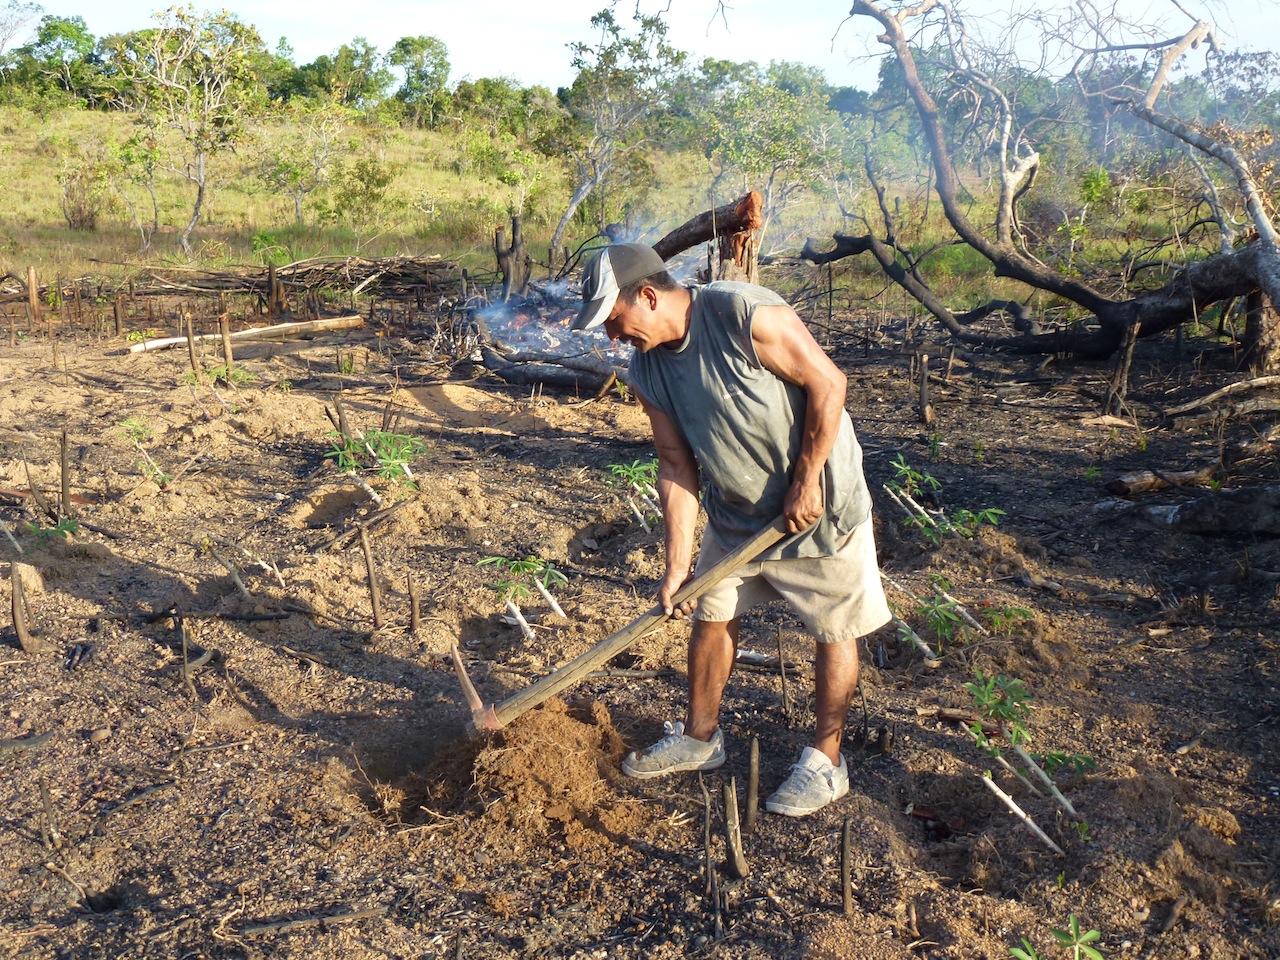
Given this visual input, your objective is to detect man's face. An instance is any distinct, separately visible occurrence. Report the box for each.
[602,288,658,352]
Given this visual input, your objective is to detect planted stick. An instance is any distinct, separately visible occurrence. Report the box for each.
[777,626,792,719]
[218,312,234,372]
[11,570,38,654]
[1,518,23,555]
[625,496,651,532]
[964,725,1041,797]
[745,737,759,834]
[22,454,54,520]
[888,610,941,663]
[209,548,252,600]
[185,315,200,378]
[979,772,1063,856]
[841,816,853,916]
[1009,739,1078,817]
[346,470,385,508]
[699,774,715,897]
[59,430,71,519]
[722,777,749,879]
[408,576,421,634]
[40,780,63,850]
[532,578,566,618]
[503,598,535,642]
[359,526,384,630]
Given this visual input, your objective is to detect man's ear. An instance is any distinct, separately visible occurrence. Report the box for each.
[639,284,660,311]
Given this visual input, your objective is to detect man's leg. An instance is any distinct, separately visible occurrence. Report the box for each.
[683,617,739,742]
[813,636,859,764]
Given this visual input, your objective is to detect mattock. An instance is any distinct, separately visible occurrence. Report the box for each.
[452,517,790,733]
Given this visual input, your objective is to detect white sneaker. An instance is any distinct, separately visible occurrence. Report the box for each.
[765,747,849,817]
[621,721,726,779]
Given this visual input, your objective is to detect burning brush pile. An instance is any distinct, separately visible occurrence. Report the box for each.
[474,280,631,393]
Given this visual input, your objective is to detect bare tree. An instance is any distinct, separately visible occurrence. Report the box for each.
[803,0,1280,376]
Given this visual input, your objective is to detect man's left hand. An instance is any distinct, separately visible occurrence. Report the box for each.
[783,480,823,533]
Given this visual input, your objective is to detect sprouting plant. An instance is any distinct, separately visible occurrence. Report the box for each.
[1050,915,1104,960]
[125,328,160,343]
[327,429,427,487]
[981,602,1034,635]
[889,454,941,500]
[927,431,944,458]
[1034,750,1097,777]
[120,416,171,487]
[1083,465,1101,484]
[1056,871,1067,891]
[916,595,968,650]
[950,507,1005,536]
[364,430,428,483]
[207,363,255,386]
[606,458,660,531]
[327,432,363,472]
[1009,915,1103,960]
[479,557,538,640]
[1073,821,1093,843]
[120,415,152,443]
[24,517,80,541]
[276,379,293,393]
[967,669,1033,750]
[972,439,985,462]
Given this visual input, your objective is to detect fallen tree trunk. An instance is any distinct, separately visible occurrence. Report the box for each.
[653,191,763,282]
[127,315,363,353]
[1106,466,1217,498]
[1143,484,1280,535]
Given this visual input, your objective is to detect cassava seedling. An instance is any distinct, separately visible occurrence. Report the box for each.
[119,416,172,487]
[605,458,660,531]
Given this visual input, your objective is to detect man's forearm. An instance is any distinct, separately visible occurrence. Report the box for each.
[658,459,700,579]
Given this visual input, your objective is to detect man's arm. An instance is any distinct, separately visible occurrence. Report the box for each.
[638,392,701,616]
[750,303,849,534]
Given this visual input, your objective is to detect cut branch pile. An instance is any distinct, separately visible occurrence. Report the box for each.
[133,255,460,299]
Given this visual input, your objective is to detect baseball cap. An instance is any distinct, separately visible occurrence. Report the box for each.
[572,243,666,331]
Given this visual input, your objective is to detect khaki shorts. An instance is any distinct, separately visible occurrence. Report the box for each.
[693,518,892,643]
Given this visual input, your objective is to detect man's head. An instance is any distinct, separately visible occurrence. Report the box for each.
[572,243,669,332]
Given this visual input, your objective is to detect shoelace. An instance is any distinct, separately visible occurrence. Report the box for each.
[782,762,830,795]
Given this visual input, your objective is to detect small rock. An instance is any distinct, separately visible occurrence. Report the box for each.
[89,727,112,744]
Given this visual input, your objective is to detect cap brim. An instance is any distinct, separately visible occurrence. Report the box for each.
[572,288,617,331]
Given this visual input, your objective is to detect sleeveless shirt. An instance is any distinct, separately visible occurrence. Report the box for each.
[627,281,871,561]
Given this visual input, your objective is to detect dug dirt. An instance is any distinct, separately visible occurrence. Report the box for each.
[1,295,1278,960]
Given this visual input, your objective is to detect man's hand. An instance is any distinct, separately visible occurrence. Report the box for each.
[657,567,698,618]
[783,478,824,533]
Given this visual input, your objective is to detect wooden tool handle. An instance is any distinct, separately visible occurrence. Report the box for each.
[488,517,790,728]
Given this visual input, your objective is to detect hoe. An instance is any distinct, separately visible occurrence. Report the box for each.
[452,517,789,732]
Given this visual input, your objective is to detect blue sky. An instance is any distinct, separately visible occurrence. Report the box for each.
[19,0,1280,94]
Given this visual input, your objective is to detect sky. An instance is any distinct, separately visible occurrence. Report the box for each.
[19,0,1280,94]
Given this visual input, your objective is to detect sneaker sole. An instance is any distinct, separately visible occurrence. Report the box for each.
[764,781,850,817]
[621,754,726,780]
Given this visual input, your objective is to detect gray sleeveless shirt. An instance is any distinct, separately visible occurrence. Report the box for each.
[627,281,871,561]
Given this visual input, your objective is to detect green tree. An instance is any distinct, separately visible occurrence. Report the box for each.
[110,7,268,257]
[387,35,448,127]
[13,14,98,101]
[547,8,685,254]
[291,37,391,108]
[253,99,353,223]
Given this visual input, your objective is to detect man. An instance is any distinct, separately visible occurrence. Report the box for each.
[573,242,891,818]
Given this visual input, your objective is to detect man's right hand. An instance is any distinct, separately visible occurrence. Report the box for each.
[658,568,698,619]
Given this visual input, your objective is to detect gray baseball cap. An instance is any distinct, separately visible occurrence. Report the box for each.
[573,243,666,331]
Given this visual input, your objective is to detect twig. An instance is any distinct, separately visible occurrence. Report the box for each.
[10,568,38,654]
[699,773,714,897]
[359,526,384,630]
[1160,894,1188,934]
[979,772,1063,855]
[22,454,54,520]
[104,781,177,818]
[43,861,87,906]
[0,730,54,754]
[59,430,71,519]
[208,548,252,600]
[746,737,760,834]
[777,626,792,719]
[242,905,386,936]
